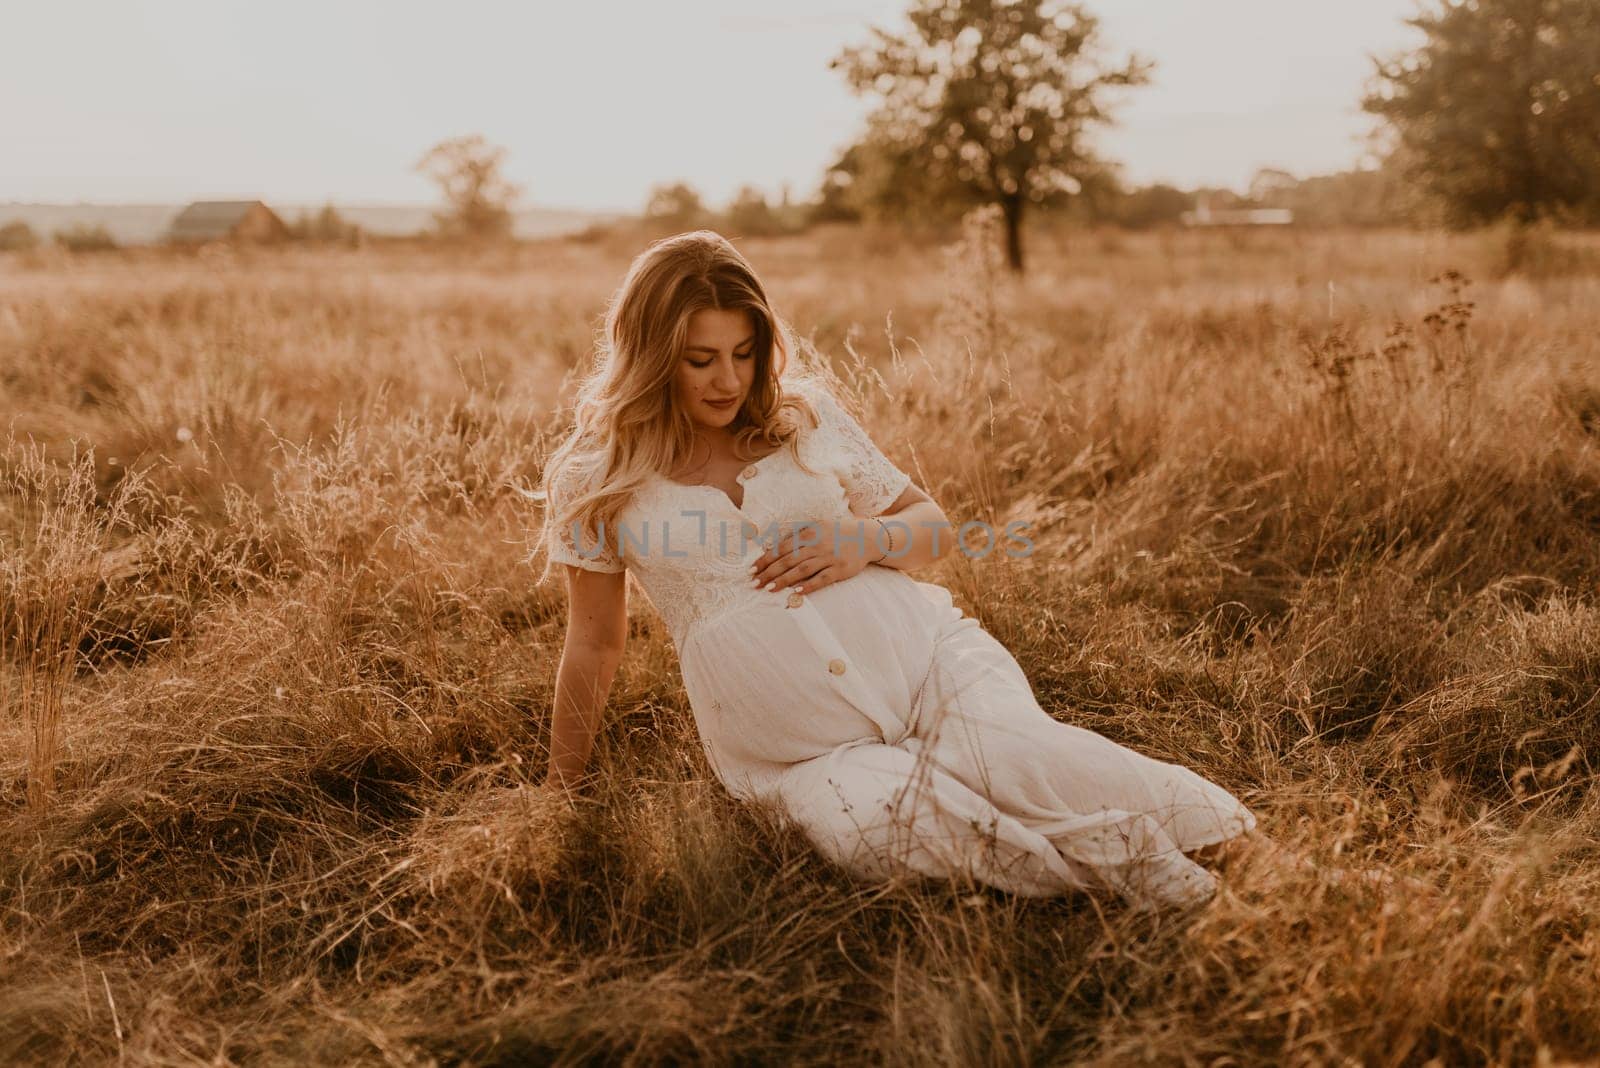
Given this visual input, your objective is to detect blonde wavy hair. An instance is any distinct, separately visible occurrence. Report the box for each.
[531,230,831,584]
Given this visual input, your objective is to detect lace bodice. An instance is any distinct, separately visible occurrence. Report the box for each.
[543,378,913,646]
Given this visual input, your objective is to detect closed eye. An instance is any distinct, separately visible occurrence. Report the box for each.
[689,349,754,369]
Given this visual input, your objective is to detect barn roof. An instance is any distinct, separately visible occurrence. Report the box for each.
[167,200,276,240]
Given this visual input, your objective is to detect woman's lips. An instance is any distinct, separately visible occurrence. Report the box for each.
[705,397,739,408]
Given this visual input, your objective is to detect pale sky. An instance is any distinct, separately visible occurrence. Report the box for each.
[2,1,1421,210]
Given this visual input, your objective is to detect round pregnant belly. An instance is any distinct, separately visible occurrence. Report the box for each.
[681,566,955,769]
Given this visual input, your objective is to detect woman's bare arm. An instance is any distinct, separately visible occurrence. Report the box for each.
[865,483,953,572]
[547,563,628,791]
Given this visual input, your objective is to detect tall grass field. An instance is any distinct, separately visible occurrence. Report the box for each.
[3,221,1600,1064]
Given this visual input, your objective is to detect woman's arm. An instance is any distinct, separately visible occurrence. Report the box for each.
[864,483,953,572]
[748,483,954,594]
[547,564,628,792]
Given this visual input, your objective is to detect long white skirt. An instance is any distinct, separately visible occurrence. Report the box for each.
[677,565,1257,910]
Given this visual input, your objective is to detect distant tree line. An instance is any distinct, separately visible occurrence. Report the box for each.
[633,161,1420,244]
[285,204,363,245]
[1086,166,1423,230]
[0,211,369,254]
[640,182,811,238]
[0,221,120,252]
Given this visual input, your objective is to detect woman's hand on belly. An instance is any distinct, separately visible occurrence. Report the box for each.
[748,517,882,595]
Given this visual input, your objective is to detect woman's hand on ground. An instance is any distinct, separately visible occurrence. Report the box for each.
[748,517,882,595]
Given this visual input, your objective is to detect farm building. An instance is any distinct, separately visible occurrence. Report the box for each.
[166,200,288,243]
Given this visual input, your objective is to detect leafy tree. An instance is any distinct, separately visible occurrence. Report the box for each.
[1106,183,1191,229]
[53,224,117,252]
[644,182,708,230]
[1248,168,1300,206]
[0,221,39,252]
[724,186,784,236]
[1364,0,1600,226]
[810,161,865,224]
[832,0,1150,270]
[1278,168,1420,228]
[288,203,361,244]
[415,134,523,240]
[820,115,984,228]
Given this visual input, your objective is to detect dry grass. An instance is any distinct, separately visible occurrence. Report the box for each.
[3,221,1600,1065]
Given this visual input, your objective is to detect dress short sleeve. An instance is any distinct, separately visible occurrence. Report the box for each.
[542,460,625,573]
[796,381,913,517]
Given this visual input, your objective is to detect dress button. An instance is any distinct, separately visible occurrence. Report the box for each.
[740,464,758,480]
[786,591,804,608]
[827,658,846,675]
[741,521,759,539]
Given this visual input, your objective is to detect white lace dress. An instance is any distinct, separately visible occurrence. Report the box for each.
[545,377,1256,910]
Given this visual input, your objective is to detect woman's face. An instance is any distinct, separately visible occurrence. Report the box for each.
[675,307,758,431]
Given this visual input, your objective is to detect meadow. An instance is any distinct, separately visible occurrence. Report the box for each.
[3,219,1600,1065]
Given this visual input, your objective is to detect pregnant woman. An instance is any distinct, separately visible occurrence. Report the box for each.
[534,230,1259,911]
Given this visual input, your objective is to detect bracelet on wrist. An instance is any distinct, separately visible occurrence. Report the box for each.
[872,517,892,562]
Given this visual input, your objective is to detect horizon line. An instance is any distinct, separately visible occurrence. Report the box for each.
[0,196,636,215]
